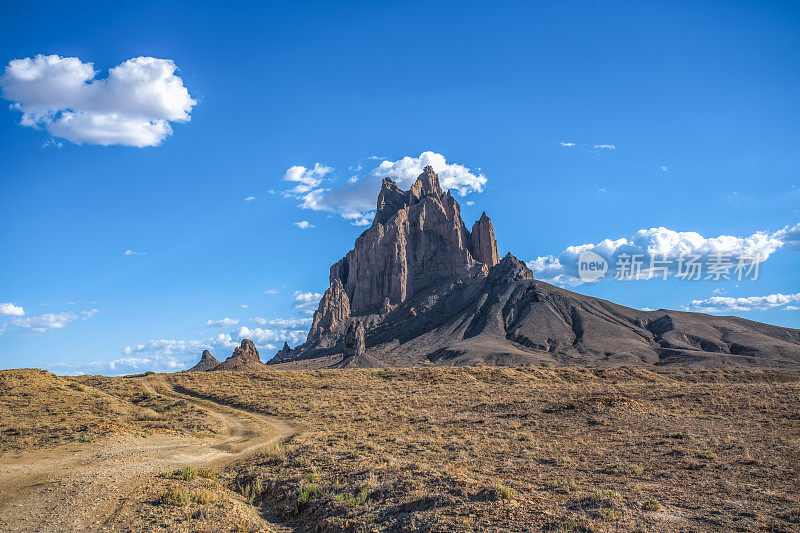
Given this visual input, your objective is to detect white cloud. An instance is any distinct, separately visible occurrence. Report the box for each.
[773,222,800,250]
[286,151,487,226]
[264,288,279,295]
[124,250,145,256]
[253,317,312,328]
[686,292,800,313]
[293,291,322,314]
[465,201,475,206]
[11,311,79,333]
[51,355,185,376]
[233,326,307,347]
[528,225,789,286]
[0,54,196,147]
[206,317,239,328]
[560,142,576,147]
[0,302,24,316]
[244,196,256,202]
[661,166,669,172]
[241,304,248,308]
[294,220,315,229]
[283,163,332,194]
[593,144,615,150]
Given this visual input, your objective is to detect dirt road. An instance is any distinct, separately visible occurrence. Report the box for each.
[0,375,296,532]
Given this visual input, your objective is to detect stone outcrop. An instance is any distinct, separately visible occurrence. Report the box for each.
[306,166,488,346]
[269,164,800,370]
[214,339,268,371]
[272,342,293,363]
[470,212,499,267]
[343,320,366,360]
[188,350,220,372]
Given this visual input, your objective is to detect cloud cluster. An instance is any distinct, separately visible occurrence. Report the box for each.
[0,302,24,316]
[52,355,185,376]
[293,291,322,314]
[284,152,487,226]
[2,308,99,334]
[686,292,800,312]
[294,220,315,229]
[0,54,196,147]
[528,225,790,286]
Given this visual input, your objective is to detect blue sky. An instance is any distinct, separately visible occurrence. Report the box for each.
[1,0,798,375]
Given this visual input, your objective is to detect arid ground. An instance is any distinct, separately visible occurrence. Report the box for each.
[2,367,799,532]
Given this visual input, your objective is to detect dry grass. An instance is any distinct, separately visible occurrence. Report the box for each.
[167,367,800,532]
[0,369,216,456]
[4,366,799,531]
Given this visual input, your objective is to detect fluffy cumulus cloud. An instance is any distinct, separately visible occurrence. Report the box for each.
[206,317,239,328]
[294,220,315,229]
[686,292,800,313]
[124,250,146,256]
[283,152,487,226]
[284,164,332,194]
[4,308,98,334]
[0,54,196,147]
[528,225,791,286]
[293,291,322,314]
[0,302,24,316]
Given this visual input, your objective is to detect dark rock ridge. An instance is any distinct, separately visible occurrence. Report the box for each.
[270,168,800,368]
[187,350,220,372]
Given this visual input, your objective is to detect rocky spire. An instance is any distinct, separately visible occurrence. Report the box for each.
[343,320,366,360]
[308,278,351,346]
[470,212,499,267]
[304,166,487,350]
[213,339,268,371]
[188,349,220,372]
[409,165,443,201]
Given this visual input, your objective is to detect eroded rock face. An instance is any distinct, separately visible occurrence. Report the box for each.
[308,278,351,346]
[343,320,365,360]
[188,349,220,372]
[309,166,485,344]
[214,339,268,371]
[470,211,499,267]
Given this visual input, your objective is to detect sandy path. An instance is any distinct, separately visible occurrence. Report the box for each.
[0,375,296,532]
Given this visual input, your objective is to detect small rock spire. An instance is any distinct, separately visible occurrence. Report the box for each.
[470,212,499,267]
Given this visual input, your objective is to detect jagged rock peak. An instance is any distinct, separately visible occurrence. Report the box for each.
[281,341,291,352]
[486,252,534,284]
[409,165,444,201]
[375,177,408,225]
[308,278,351,346]
[188,349,220,372]
[470,211,499,267]
[232,339,259,361]
[343,320,366,360]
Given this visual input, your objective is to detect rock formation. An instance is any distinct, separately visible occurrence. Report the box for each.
[270,167,800,369]
[306,166,489,347]
[343,320,365,360]
[470,212,499,267]
[187,350,220,372]
[214,339,269,371]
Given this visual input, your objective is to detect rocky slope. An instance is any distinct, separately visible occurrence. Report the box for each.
[271,167,800,369]
[187,350,220,372]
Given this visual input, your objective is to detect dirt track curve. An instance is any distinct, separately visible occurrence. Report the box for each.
[0,375,296,532]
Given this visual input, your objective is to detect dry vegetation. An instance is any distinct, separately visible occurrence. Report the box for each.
[167,367,800,532]
[0,369,216,456]
[4,367,800,531]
